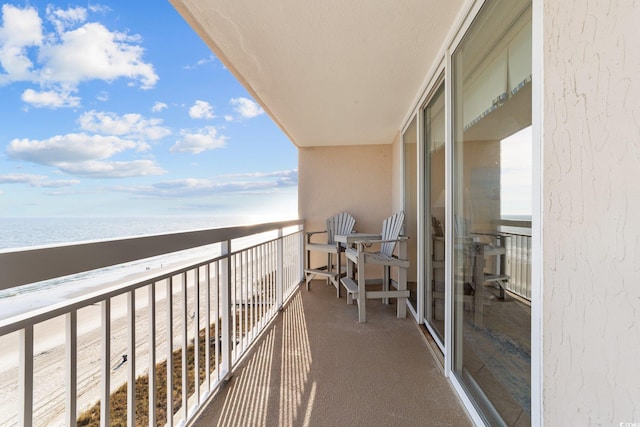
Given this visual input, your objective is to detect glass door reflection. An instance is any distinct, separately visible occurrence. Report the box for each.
[423,83,446,347]
[452,0,532,425]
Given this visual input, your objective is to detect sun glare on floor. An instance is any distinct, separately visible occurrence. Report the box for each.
[215,291,314,426]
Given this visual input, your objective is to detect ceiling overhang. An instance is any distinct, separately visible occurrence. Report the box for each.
[169,0,464,147]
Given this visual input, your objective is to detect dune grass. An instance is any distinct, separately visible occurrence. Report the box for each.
[77,325,217,427]
[77,292,272,426]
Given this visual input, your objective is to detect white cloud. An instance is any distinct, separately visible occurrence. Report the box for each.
[0,5,43,46]
[221,169,298,180]
[5,111,169,178]
[46,5,87,34]
[224,115,234,122]
[96,91,109,101]
[39,22,157,88]
[0,5,158,107]
[79,110,171,140]
[230,97,264,119]
[219,169,298,186]
[88,5,111,14]
[21,88,81,108]
[0,5,43,82]
[0,173,79,188]
[170,126,227,154]
[6,133,149,166]
[183,54,215,70]
[152,101,167,112]
[197,55,215,66]
[189,100,215,119]
[117,172,296,198]
[57,160,164,178]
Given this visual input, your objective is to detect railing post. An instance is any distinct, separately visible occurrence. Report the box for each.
[277,228,284,310]
[166,278,174,427]
[101,300,111,427]
[194,267,201,406]
[181,272,188,420]
[66,310,77,427]
[148,283,157,427]
[127,290,136,427]
[220,240,232,380]
[204,264,211,392]
[299,226,305,282]
[19,325,33,427]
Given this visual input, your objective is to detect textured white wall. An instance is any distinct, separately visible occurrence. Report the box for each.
[544,0,640,424]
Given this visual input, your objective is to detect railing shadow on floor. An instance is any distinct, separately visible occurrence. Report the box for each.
[192,281,473,427]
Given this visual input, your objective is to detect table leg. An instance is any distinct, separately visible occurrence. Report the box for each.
[474,244,484,326]
[357,248,366,323]
[382,266,390,305]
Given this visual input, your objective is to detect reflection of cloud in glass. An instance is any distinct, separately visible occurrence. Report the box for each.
[500,126,532,217]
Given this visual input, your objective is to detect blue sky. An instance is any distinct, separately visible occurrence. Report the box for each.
[0,1,298,220]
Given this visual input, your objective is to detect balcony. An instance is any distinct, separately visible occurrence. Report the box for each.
[0,220,470,426]
[192,279,471,426]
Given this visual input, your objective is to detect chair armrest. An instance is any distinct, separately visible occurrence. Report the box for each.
[470,231,508,237]
[354,236,409,246]
[305,230,328,244]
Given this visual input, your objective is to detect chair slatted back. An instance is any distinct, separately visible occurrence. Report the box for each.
[380,211,405,256]
[327,212,356,245]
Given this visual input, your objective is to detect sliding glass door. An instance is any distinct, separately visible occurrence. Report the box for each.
[403,117,418,311]
[423,82,446,347]
[451,0,532,425]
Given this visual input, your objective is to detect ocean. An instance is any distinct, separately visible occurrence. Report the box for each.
[0,216,253,250]
[0,216,263,318]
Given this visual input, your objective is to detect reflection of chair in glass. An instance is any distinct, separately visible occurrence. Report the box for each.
[468,233,510,326]
[341,211,409,322]
[472,234,509,296]
[450,236,476,314]
[451,214,477,313]
[304,212,356,297]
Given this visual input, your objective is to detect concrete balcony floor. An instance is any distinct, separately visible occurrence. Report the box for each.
[193,280,472,426]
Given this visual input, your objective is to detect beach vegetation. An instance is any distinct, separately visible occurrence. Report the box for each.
[77,324,219,426]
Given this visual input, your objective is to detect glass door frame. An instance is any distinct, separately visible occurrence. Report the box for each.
[420,74,447,353]
[401,116,419,316]
[442,2,501,422]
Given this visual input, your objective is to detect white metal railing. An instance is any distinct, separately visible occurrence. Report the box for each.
[0,220,304,426]
[498,222,532,300]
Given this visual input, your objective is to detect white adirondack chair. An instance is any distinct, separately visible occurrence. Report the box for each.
[304,212,356,297]
[341,211,410,322]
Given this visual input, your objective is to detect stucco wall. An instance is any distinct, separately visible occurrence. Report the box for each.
[543,0,640,424]
[298,144,393,270]
[392,131,404,213]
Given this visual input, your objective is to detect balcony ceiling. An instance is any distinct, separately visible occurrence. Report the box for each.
[169,0,464,147]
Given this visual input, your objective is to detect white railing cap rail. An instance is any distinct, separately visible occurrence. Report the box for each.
[0,219,303,291]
